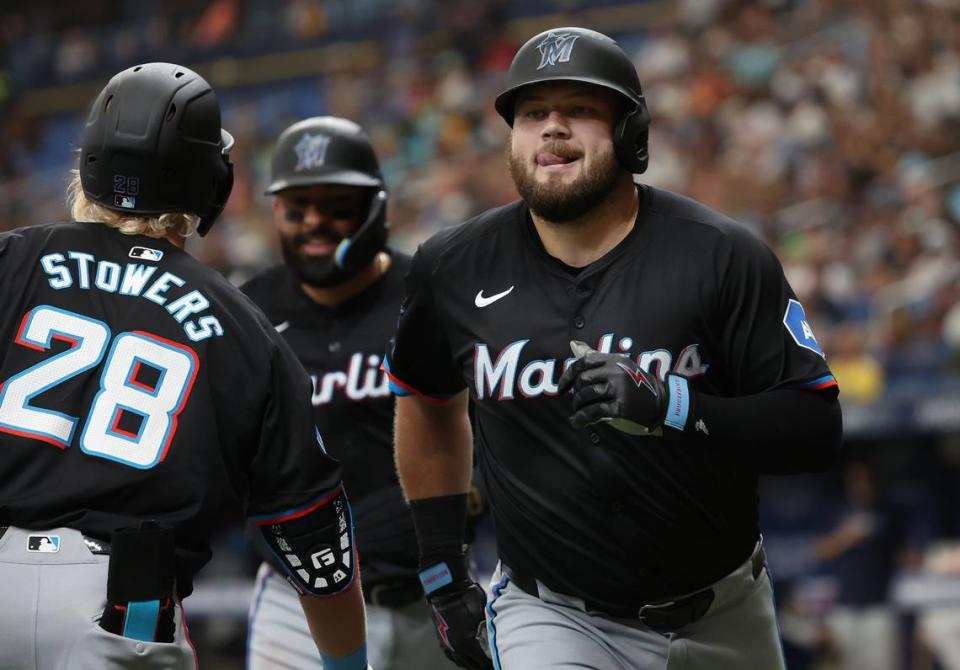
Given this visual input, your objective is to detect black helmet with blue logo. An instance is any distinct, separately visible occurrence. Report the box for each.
[266,117,387,275]
[495,27,651,174]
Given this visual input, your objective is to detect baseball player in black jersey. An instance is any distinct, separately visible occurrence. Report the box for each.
[0,64,370,670]
[242,117,453,669]
[385,28,843,669]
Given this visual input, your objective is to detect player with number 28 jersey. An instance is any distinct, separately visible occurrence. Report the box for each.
[0,221,338,597]
[0,63,369,670]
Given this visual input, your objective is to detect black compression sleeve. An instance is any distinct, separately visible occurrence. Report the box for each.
[684,387,842,475]
[409,494,468,568]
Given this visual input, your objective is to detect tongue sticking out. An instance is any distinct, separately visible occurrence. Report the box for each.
[538,152,575,167]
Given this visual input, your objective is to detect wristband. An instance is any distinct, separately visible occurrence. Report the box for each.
[409,494,468,566]
[418,553,470,596]
[663,374,690,431]
[320,644,368,670]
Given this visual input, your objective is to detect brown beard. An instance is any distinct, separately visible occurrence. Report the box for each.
[507,141,622,223]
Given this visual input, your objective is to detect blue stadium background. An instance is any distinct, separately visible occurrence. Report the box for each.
[2,1,960,668]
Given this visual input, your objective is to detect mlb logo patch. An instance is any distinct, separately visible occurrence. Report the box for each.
[129,246,164,262]
[27,535,60,553]
[114,194,137,209]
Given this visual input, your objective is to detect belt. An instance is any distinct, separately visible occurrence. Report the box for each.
[363,578,424,608]
[502,546,765,634]
[0,526,111,555]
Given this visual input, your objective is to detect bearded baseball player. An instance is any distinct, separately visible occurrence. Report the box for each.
[0,65,370,670]
[385,28,843,669]
[242,117,455,669]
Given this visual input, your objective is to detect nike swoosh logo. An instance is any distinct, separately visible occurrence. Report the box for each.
[275,321,291,333]
[475,286,514,308]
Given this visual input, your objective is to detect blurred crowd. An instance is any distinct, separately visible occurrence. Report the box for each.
[3,0,959,404]
[2,1,960,669]
[639,0,960,403]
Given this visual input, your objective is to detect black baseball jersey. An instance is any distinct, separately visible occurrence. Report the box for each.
[386,186,838,610]
[241,252,419,585]
[0,223,343,596]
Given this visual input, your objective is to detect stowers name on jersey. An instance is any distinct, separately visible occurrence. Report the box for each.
[309,353,389,405]
[475,333,709,400]
[39,252,222,342]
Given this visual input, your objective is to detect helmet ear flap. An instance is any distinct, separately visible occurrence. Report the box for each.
[333,190,389,271]
[197,160,234,237]
[614,101,651,174]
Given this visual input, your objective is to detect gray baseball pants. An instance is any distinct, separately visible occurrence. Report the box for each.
[0,526,196,670]
[485,542,786,669]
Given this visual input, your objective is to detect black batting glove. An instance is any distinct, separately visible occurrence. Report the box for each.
[557,340,668,435]
[418,556,493,670]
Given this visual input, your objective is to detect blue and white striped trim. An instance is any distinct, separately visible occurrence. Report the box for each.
[663,375,690,431]
[485,574,509,670]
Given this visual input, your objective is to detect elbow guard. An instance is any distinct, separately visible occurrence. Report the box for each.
[253,485,356,597]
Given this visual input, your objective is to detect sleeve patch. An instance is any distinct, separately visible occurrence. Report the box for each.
[783,299,825,358]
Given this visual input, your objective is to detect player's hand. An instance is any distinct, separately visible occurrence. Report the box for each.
[425,581,492,670]
[419,558,492,670]
[557,340,667,435]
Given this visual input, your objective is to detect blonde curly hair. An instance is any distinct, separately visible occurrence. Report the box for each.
[66,170,198,239]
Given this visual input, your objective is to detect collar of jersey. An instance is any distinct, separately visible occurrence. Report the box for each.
[521,184,652,283]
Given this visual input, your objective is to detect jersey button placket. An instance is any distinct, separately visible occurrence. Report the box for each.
[573,315,585,329]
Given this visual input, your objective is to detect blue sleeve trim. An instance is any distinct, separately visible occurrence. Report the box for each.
[123,599,160,642]
[796,375,838,391]
[388,378,413,397]
[664,375,690,431]
[249,485,341,525]
[381,357,458,403]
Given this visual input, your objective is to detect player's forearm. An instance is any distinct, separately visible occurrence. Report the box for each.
[394,392,475,577]
[394,391,473,499]
[300,579,368,667]
[684,388,843,474]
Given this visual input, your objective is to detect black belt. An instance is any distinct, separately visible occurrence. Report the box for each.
[502,547,765,634]
[363,578,424,608]
[0,526,111,555]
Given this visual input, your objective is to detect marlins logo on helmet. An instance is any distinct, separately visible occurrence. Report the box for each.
[294,134,332,171]
[537,31,581,69]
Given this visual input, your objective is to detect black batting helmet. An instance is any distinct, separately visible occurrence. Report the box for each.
[494,27,651,174]
[266,117,387,273]
[79,63,235,236]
